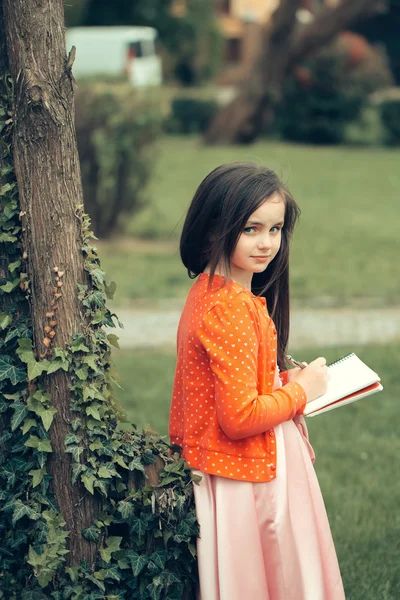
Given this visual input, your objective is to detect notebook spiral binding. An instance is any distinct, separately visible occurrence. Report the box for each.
[328,352,355,368]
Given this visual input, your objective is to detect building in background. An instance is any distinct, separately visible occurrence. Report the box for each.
[214,0,320,83]
[214,0,278,83]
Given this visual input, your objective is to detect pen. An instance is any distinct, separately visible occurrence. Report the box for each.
[286,354,307,369]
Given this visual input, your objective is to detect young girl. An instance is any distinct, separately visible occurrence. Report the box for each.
[169,163,345,600]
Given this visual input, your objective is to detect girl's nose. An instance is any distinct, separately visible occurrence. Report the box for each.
[258,236,272,250]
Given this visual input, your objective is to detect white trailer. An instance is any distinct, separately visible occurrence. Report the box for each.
[65,26,163,87]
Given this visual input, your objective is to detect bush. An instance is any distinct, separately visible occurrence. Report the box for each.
[380,97,400,145]
[167,97,219,134]
[75,83,162,239]
[277,35,392,145]
[344,103,385,146]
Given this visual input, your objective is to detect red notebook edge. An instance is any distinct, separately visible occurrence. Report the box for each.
[305,382,383,417]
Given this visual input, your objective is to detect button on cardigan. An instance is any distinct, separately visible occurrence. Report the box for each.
[169,273,307,482]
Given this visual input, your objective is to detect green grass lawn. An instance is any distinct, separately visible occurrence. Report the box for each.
[112,341,400,600]
[99,136,400,306]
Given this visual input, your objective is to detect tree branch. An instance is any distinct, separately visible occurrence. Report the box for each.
[288,0,384,68]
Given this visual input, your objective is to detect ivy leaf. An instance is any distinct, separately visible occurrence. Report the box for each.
[88,275,105,293]
[85,574,105,592]
[65,565,80,583]
[46,357,68,375]
[101,565,121,582]
[81,354,99,371]
[16,340,52,380]
[81,474,95,495]
[12,500,31,525]
[37,438,52,453]
[38,570,53,589]
[157,475,180,487]
[25,435,39,449]
[0,182,16,195]
[118,500,134,520]
[114,454,129,469]
[21,590,49,600]
[99,536,122,564]
[10,402,29,431]
[0,355,27,385]
[91,310,107,325]
[72,463,86,484]
[130,551,148,576]
[28,359,52,381]
[146,581,162,600]
[160,569,181,589]
[3,392,20,400]
[82,383,106,403]
[93,478,108,497]
[0,431,12,444]
[0,312,12,330]
[71,335,90,353]
[149,549,166,571]
[104,280,117,300]
[32,388,51,403]
[76,365,89,380]
[0,278,19,292]
[9,529,27,550]
[29,468,46,488]
[40,407,57,431]
[26,398,45,416]
[26,435,52,453]
[131,515,148,538]
[65,432,80,445]
[97,464,118,479]
[86,404,101,421]
[107,334,120,349]
[94,569,105,581]
[82,525,101,542]
[89,438,103,451]
[21,418,36,435]
[128,456,146,474]
[8,259,21,273]
[66,445,83,462]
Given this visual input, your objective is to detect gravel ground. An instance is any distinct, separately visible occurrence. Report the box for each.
[106,306,400,350]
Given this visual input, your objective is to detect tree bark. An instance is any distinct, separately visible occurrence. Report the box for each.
[2,0,98,566]
[204,0,384,145]
[0,0,11,301]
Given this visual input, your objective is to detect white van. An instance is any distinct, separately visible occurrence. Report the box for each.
[65,26,162,87]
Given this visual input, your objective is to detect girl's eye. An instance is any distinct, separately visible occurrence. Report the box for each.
[270,225,282,233]
[243,226,256,234]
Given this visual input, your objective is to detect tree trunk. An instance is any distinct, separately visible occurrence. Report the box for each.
[2,0,99,566]
[204,0,383,145]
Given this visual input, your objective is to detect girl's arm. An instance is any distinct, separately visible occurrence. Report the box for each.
[197,298,306,441]
[280,370,289,386]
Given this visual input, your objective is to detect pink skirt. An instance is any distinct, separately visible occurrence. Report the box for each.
[193,417,345,600]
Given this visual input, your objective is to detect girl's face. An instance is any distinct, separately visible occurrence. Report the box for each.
[230,193,285,288]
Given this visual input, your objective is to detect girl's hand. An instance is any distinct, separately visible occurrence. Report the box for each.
[290,357,329,403]
[287,367,303,382]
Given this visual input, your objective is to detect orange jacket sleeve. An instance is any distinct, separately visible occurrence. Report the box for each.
[197,298,306,441]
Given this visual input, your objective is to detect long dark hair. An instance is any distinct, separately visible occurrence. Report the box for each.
[180,162,301,370]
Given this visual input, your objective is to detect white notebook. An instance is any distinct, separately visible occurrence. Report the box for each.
[304,353,383,417]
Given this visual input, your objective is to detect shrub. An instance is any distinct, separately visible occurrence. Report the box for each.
[167,97,219,134]
[344,103,385,146]
[380,97,400,145]
[277,35,392,145]
[75,83,162,239]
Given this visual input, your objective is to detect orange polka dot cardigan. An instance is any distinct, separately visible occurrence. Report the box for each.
[169,273,307,482]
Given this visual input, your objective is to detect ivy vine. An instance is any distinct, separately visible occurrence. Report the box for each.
[0,72,199,599]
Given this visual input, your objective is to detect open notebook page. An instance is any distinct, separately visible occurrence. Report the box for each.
[303,353,381,416]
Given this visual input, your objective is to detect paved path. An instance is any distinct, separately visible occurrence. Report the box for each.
[106,306,400,350]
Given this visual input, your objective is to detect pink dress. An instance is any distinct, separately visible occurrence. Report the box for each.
[193,371,345,600]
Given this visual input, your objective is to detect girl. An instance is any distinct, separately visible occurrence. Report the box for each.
[169,163,345,600]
